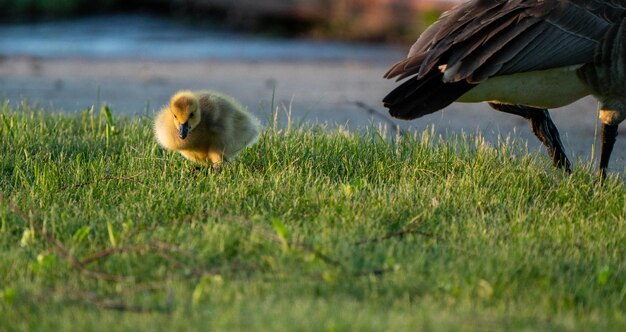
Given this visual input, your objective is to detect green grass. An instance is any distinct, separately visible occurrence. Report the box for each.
[1,101,625,331]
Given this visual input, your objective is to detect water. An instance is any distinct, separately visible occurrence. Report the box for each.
[0,14,403,61]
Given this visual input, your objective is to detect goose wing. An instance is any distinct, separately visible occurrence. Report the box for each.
[383,0,626,120]
[386,0,626,83]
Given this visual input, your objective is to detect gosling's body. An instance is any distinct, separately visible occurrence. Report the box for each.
[155,90,260,165]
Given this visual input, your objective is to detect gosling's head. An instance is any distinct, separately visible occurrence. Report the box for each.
[169,91,201,139]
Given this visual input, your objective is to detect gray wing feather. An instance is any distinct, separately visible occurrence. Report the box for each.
[385,0,626,83]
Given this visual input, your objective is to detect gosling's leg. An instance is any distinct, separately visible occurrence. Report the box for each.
[208,150,224,172]
[489,103,572,173]
[599,123,619,180]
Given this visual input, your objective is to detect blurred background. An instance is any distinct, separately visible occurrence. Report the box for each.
[0,0,457,122]
[0,0,457,41]
[0,0,623,171]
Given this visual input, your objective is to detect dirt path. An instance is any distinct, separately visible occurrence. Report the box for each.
[1,56,623,173]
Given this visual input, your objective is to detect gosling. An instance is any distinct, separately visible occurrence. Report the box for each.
[154,90,260,165]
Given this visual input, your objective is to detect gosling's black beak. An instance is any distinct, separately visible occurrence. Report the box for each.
[178,122,189,139]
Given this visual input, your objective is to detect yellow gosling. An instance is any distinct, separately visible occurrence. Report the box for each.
[154,90,260,165]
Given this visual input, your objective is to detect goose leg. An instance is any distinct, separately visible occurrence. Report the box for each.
[488,103,572,173]
[599,123,619,180]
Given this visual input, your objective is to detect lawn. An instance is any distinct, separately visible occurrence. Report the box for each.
[0,101,624,331]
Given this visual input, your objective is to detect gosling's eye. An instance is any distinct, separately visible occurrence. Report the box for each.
[190,112,194,118]
[173,115,177,119]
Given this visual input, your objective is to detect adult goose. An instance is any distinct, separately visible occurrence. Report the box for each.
[384,0,626,178]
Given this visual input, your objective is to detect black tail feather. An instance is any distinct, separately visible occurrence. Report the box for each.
[383,72,476,120]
